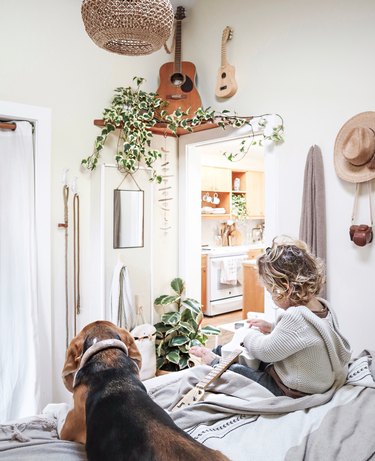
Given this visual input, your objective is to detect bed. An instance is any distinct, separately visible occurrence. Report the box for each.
[0,351,374,461]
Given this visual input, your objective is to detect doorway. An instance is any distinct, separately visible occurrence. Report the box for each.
[178,127,279,321]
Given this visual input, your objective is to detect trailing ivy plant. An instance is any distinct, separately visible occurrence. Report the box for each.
[232,193,248,220]
[82,77,284,182]
[154,277,220,371]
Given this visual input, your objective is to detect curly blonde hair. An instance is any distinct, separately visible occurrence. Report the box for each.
[257,236,326,305]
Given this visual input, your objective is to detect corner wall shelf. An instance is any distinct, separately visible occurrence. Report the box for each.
[93,119,219,137]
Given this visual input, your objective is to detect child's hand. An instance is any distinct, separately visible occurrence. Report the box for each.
[247,318,273,334]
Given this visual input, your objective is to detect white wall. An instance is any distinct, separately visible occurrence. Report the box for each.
[1,0,375,403]
[0,0,178,402]
[186,0,375,355]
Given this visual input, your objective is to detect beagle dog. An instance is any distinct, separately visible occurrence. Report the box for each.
[60,320,229,461]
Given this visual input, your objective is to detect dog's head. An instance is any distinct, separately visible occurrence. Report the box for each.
[62,320,142,392]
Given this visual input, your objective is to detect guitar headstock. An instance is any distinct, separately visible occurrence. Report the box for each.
[175,6,186,21]
[222,26,234,44]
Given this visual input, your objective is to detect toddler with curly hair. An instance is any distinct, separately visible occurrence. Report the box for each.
[190,236,352,398]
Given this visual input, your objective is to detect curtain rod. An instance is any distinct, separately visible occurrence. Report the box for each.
[0,122,17,131]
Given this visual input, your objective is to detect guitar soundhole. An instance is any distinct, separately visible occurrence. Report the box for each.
[221,72,227,79]
[170,73,185,87]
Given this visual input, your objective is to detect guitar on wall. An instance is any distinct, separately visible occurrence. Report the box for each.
[157,6,202,115]
[215,26,238,98]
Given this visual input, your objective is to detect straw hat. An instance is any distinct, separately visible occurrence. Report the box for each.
[334,112,375,183]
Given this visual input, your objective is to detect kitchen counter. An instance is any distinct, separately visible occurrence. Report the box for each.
[201,243,265,256]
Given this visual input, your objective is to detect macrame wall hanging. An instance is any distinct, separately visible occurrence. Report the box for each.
[158,141,173,232]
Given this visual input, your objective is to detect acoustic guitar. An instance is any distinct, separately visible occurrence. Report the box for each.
[157,6,202,115]
[215,26,238,98]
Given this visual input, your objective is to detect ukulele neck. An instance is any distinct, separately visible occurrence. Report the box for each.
[221,40,228,68]
[196,349,242,390]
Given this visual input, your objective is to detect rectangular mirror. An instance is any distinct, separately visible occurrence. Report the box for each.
[113,189,144,248]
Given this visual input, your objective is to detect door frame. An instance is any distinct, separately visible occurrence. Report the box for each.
[178,127,279,319]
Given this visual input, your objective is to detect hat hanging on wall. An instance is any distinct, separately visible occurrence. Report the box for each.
[334,111,375,183]
[81,0,174,56]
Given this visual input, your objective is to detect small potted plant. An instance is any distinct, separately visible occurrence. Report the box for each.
[154,277,220,371]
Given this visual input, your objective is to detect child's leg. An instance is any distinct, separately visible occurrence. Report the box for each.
[229,363,285,396]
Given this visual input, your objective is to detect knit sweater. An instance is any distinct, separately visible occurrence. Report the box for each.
[242,300,352,394]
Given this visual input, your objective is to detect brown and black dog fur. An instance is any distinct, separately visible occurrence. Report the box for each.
[60,320,229,461]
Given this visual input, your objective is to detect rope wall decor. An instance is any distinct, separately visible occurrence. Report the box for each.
[73,188,81,336]
[58,173,82,348]
[58,184,70,349]
[81,0,174,56]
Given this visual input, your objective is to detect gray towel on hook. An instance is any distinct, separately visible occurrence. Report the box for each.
[299,145,327,298]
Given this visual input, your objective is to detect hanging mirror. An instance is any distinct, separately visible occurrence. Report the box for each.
[113,189,144,248]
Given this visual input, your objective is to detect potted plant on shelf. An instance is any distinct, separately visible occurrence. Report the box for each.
[81,77,284,182]
[154,277,220,372]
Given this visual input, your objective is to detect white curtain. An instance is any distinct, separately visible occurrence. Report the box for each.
[0,122,39,422]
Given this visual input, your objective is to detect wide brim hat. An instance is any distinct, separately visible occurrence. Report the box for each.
[334,111,375,183]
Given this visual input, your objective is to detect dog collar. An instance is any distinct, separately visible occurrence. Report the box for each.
[73,339,129,388]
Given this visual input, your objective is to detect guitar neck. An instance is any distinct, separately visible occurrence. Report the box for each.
[174,19,182,73]
[197,349,242,390]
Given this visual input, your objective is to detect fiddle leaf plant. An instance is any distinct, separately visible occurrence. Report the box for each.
[154,277,220,371]
[81,77,284,182]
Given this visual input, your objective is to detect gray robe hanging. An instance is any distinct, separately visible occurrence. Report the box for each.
[299,145,327,298]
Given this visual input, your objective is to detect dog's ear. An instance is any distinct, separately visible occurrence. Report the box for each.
[62,332,85,393]
[116,327,142,373]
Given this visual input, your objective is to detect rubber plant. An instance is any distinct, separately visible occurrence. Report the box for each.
[81,77,284,182]
[154,277,220,371]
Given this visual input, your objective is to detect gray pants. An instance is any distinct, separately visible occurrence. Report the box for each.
[212,346,285,397]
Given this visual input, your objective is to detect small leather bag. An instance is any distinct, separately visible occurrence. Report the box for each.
[349,183,373,247]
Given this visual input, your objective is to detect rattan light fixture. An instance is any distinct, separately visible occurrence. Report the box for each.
[81,0,174,56]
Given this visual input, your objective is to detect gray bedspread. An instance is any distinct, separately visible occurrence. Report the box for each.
[0,352,374,461]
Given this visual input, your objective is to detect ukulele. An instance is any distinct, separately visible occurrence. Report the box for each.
[171,349,242,412]
[157,6,202,115]
[215,26,238,98]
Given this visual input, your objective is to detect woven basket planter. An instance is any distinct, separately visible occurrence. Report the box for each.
[81,0,174,56]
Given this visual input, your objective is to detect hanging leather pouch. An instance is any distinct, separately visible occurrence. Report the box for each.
[350,183,373,247]
[349,224,373,246]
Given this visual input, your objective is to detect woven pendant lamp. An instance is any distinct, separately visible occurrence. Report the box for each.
[81,0,174,56]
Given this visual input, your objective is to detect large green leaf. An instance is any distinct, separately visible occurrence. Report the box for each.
[181,298,201,314]
[178,321,196,334]
[171,277,185,295]
[200,325,221,335]
[179,355,189,370]
[154,294,180,306]
[161,311,181,325]
[166,350,180,365]
[169,335,190,346]
[189,339,203,347]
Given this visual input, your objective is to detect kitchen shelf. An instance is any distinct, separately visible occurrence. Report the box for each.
[201,213,231,219]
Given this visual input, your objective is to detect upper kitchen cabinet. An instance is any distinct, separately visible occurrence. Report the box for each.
[201,166,232,192]
[246,171,264,218]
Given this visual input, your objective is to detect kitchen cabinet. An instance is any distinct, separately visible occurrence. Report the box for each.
[242,261,264,319]
[201,167,264,220]
[246,171,264,218]
[201,254,208,313]
[201,166,231,192]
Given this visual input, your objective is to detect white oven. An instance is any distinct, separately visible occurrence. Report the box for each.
[205,252,248,316]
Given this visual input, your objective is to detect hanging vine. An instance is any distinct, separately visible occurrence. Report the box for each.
[82,77,284,183]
